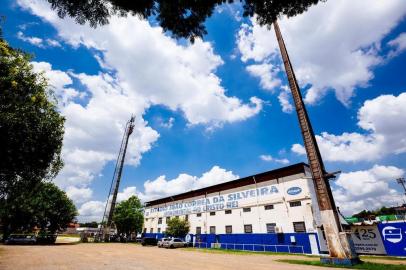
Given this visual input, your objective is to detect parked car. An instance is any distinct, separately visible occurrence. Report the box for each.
[141,237,158,246]
[36,234,57,245]
[157,238,170,248]
[162,238,187,248]
[5,234,37,245]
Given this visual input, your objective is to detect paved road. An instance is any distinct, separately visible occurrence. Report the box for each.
[0,243,404,270]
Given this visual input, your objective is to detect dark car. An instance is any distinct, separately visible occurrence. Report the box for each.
[5,234,37,245]
[36,234,57,245]
[141,237,158,246]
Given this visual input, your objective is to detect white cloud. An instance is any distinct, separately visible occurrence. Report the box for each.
[65,186,93,203]
[141,166,239,201]
[46,38,62,47]
[18,0,262,127]
[159,117,175,129]
[291,144,306,155]
[237,0,406,105]
[237,22,276,63]
[76,166,239,221]
[259,154,289,164]
[259,154,273,162]
[17,31,44,47]
[333,165,404,215]
[78,201,105,222]
[278,85,294,113]
[291,92,406,162]
[31,61,82,107]
[388,32,406,57]
[17,31,61,48]
[31,61,159,200]
[246,62,281,91]
[117,186,138,202]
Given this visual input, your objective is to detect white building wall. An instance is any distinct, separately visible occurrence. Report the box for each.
[144,170,323,239]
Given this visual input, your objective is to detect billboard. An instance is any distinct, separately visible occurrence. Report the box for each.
[378,222,406,257]
[350,225,386,255]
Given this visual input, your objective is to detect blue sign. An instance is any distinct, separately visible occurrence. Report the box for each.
[378,222,406,256]
[287,187,302,195]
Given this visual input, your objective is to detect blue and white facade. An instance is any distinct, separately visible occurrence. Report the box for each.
[143,163,328,254]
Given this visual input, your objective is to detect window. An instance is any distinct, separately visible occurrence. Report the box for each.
[266,223,276,233]
[264,204,274,210]
[289,201,302,207]
[196,227,201,234]
[243,207,251,212]
[225,225,232,234]
[143,228,147,233]
[185,215,189,221]
[174,239,182,242]
[210,212,216,216]
[158,228,161,233]
[293,222,306,233]
[166,217,170,223]
[210,226,216,234]
[244,224,252,233]
[150,228,153,233]
[158,217,162,224]
[196,213,202,217]
[225,209,232,214]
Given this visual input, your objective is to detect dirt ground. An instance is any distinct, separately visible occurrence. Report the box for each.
[0,243,404,270]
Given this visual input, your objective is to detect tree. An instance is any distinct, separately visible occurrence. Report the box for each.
[0,30,66,240]
[1,182,77,234]
[44,0,325,41]
[0,31,65,199]
[79,221,99,228]
[165,217,190,237]
[112,195,143,236]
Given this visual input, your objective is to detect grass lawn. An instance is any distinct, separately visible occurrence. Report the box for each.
[360,255,406,261]
[276,259,406,270]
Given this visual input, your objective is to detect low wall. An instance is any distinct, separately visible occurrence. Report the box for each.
[142,232,319,254]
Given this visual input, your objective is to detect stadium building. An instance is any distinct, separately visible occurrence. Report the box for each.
[143,163,329,254]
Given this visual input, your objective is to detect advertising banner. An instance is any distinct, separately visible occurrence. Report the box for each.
[378,222,406,257]
[350,225,386,255]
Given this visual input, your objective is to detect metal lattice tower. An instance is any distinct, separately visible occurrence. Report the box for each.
[99,116,135,241]
[273,21,358,260]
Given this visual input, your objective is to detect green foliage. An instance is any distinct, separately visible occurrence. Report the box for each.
[165,216,190,237]
[0,32,70,239]
[0,35,65,199]
[2,182,77,234]
[353,206,401,219]
[45,0,326,41]
[112,196,143,235]
[79,221,99,228]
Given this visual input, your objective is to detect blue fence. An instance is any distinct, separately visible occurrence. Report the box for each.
[378,222,406,257]
[193,233,318,254]
[143,232,319,254]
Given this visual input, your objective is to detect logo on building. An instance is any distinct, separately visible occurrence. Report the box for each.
[382,226,402,243]
[287,187,302,195]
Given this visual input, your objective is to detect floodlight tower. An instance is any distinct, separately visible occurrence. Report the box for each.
[396,177,406,196]
[99,116,135,241]
[273,21,359,264]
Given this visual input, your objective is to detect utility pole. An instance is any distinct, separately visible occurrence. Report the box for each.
[98,116,135,241]
[273,21,359,264]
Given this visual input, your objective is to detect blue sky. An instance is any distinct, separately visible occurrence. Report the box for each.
[2,0,406,221]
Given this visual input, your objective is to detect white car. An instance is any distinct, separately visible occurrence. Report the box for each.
[157,238,170,248]
[162,238,187,248]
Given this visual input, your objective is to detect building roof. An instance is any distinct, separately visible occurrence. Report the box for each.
[145,162,309,207]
